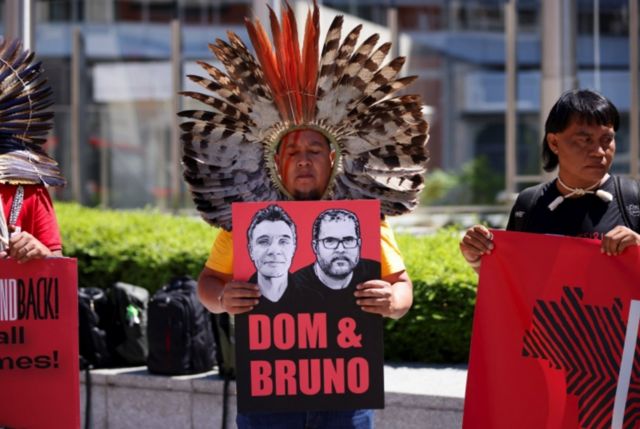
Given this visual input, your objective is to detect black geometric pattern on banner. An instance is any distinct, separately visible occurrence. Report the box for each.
[521,287,640,429]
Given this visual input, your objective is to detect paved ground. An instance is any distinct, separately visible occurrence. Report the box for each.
[378,363,467,429]
[384,362,467,398]
[85,362,468,428]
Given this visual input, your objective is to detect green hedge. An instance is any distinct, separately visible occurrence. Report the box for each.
[57,203,218,294]
[388,231,478,362]
[57,203,478,363]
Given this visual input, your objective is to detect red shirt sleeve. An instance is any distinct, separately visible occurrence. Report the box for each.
[1,185,62,252]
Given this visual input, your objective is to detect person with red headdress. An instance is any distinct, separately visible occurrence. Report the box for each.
[180,2,429,427]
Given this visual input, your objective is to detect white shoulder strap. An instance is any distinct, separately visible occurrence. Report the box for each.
[9,185,24,227]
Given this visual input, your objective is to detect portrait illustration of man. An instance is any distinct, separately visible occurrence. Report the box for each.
[247,204,297,308]
[294,209,380,298]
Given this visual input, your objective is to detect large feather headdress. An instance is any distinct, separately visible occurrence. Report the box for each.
[180,1,429,230]
[0,39,64,187]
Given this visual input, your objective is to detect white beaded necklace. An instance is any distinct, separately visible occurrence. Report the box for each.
[547,174,613,211]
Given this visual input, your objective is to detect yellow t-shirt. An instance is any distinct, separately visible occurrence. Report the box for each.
[205,219,405,278]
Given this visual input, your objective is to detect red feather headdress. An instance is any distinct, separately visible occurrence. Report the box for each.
[246,2,319,125]
[180,1,429,230]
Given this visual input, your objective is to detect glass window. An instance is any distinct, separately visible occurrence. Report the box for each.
[398,6,445,31]
[36,0,79,22]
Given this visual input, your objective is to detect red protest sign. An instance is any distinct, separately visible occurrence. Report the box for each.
[232,200,384,413]
[464,230,640,429]
[0,258,79,429]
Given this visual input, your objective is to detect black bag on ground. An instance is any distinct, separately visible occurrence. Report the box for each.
[211,313,235,429]
[212,313,236,380]
[104,282,149,366]
[212,313,235,429]
[78,287,111,368]
[147,275,216,375]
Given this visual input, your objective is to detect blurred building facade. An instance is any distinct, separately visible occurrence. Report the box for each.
[0,0,635,207]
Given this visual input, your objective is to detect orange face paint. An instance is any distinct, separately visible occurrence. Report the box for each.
[277,130,306,186]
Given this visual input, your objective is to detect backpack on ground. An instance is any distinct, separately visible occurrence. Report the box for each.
[105,282,149,366]
[147,275,216,375]
[211,313,235,429]
[78,287,112,368]
[212,313,236,380]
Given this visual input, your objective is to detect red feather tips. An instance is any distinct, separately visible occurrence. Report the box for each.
[244,1,319,125]
[301,2,319,122]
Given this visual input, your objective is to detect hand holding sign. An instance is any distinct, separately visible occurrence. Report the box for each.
[3,229,55,262]
[220,281,261,315]
[355,274,410,319]
[600,225,640,255]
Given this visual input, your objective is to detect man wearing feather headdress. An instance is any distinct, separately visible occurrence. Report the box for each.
[0,40,65,263]
[180,1,429,427]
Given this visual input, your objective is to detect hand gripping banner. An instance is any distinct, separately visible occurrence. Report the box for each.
[463,230,640,429]
[0,258,79,429]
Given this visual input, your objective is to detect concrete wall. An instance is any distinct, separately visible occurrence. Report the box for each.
[80,367,236,429]
[79,367,464,429]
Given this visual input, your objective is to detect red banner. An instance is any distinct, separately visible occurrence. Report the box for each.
[0,258,79,429]
[464,230,640,429]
